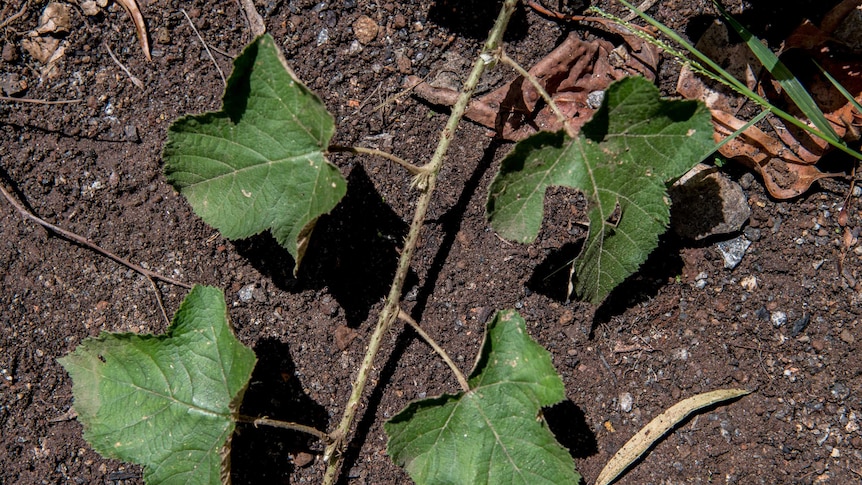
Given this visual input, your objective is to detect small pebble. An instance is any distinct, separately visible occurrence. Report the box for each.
[353,15,379,44]
[124,124,139,142]
[740,275,757,292]
[293,452,314,467]
[770,311,787,328]
[853,185,862,197]
[743,226,761,242]
[316,28,329,46]
[2,43,18,63]
[789,313,810,337]
[619,392,633,413]
[586,90,605,109]
[840,329,855,344]
[156,27,171,45]
[238,284,256,302]
[716,236,751,269]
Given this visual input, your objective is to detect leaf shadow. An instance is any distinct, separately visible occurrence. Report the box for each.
[544,399,598,460]
[231,338,329,483]
[335,140,505,484]
[234,164,414,327]
[591,234,685,336]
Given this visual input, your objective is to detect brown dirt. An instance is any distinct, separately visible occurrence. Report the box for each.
[2,0,861,484]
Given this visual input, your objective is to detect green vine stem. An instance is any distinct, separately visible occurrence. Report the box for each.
[398,309,469,392]
[321,1,519,482]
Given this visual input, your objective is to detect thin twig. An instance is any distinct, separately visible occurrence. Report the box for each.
[0,182,191,289]
[622,0,661,22]
[146,276,171,327]
[499,50,571,136]
[321,2,520,483]
[104,42,145,90]
[236,0,266,37]
[398,309,469,392]
[181,8,226,87]
[0,0,30,30]
[328,145,426,176]
[236,415,331,443]
[207,44,236,59]
[0,96,82,105]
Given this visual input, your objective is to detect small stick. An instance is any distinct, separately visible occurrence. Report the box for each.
[398,309,469,393]
[236,415,331,443]
[0,96,82,105]
[328,145,427,176]
[146,275,171,327]
[181,8,226,87]
[0,0,30,30]
[207,44,236,59]
[104,42,145,90]
[0,182,191,289]
[236,0,266,37]
[622,0,661,22]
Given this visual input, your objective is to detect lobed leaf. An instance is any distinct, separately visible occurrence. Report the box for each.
[385,310,579,485]
[60,286,257,485]
[163,34,346,273]
[486,76,713,303]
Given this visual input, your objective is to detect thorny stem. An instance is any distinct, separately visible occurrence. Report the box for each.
[398,309,469,393]
[498,51,573,137]
[236,415,331,444]
[328,145,427,176]
[321,1,519,482]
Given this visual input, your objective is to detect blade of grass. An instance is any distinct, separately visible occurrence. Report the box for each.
[611,0,862,161]
[711,0,840,144]
[814,59,862,115]
[714,109,770,153]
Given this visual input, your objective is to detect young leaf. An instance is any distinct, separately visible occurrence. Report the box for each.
[163,34,347,273]
[385,310,579,485]
[486,76,713,303]
[59,286,257,485]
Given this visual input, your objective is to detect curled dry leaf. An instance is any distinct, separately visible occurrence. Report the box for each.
[115,0,151,61]
[409,25,659,140]
[35,2,72,35]
[678,3,862,199]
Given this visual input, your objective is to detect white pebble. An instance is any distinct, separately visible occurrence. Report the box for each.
[619,392,633,413]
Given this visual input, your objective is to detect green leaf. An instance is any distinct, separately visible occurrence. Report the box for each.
[486,76,713,303]
[385,310,578,485]
[163,34,347,273]
[59,286,257,485]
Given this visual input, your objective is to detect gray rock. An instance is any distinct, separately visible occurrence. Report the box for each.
[716,236,751,269]
[671,164,751,240]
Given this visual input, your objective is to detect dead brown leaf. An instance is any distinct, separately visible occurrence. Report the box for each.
[678,3,862,199]
[116,0,151,61]
[409,26,659,141]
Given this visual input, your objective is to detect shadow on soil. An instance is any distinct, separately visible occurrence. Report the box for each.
[545,399,599,460]
[428,0,530,40]
[231,338,329,483]
[335,139,504,484]
[682,1,838,46]
[525,233,685,337]
[234,164,412,327]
